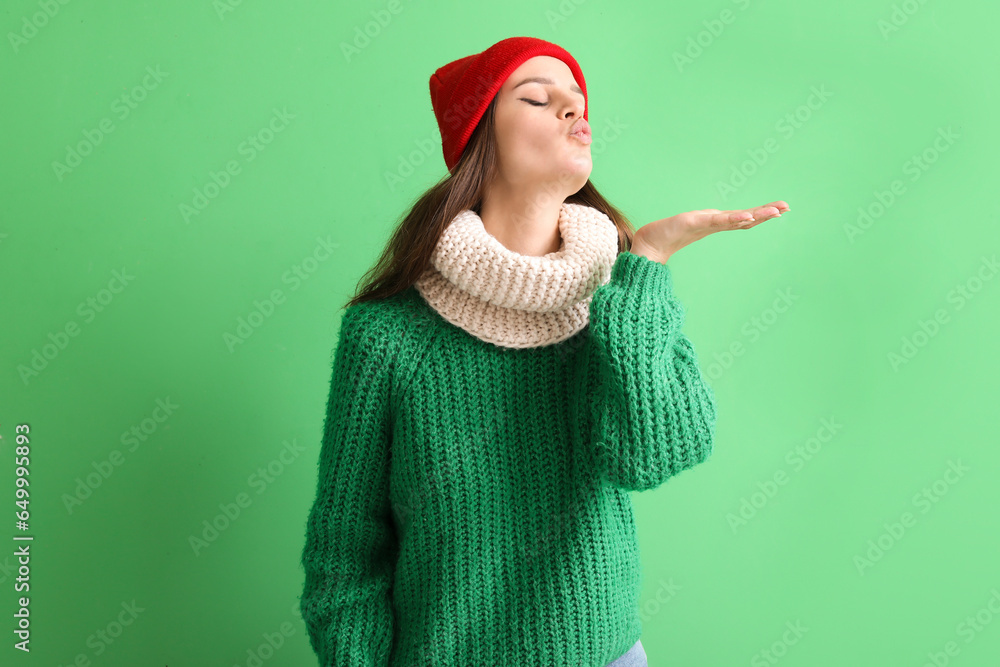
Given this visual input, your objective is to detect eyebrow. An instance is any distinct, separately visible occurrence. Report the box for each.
[512,76,584,96]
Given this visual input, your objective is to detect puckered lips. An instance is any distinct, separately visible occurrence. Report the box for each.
[568,118,592,145]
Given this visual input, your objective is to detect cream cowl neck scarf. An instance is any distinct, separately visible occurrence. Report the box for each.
[413,202,621,349]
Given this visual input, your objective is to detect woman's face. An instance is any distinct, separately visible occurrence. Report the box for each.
[493,56,591,192]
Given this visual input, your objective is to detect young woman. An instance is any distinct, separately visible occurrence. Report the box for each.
[299,36,789,667]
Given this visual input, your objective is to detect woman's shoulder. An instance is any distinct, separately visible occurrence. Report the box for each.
[339,285,436,349]
[335,286,440,401]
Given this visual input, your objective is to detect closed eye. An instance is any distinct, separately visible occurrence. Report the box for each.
[521,98,546,107]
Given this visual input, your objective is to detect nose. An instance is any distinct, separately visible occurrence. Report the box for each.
[561,94,585,119]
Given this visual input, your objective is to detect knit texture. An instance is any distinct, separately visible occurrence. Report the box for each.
[413,202,620,349]
[299,244,718,666]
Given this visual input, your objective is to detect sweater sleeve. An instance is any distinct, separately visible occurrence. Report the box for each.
[299,302,398,666]
[576,250,718,492]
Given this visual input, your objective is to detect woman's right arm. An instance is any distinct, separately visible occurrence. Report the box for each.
[299,302,398,667]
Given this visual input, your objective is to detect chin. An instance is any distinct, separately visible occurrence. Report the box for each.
[561,158,592,184]
[521,157,591,190]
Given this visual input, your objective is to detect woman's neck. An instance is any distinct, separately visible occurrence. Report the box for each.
[478,187,565,257]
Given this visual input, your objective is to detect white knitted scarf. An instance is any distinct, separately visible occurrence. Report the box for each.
[413,201,620,349]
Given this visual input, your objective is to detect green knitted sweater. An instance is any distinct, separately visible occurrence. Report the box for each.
[299,249,717,666]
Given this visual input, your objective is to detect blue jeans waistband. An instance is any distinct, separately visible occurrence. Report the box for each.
[605,639,646,667]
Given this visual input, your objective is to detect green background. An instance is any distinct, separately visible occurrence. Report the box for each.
[2,0,999,664]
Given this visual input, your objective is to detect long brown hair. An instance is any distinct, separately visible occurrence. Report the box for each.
[344,95,636,310]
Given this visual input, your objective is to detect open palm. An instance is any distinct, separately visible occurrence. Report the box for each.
[632,200,790,263]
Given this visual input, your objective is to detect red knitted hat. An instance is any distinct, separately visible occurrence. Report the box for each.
[429,36,588,172]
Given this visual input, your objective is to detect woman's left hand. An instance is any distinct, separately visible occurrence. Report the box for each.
[631,200,790,263]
